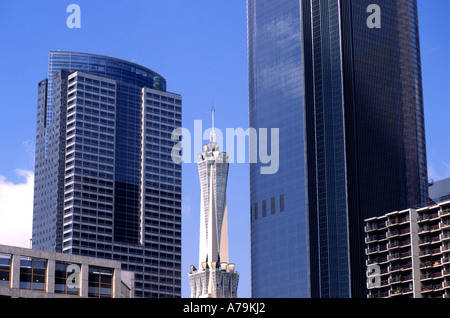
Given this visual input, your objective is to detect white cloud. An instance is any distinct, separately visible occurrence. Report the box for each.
[0,169,34,248]
[428,162,443,182]
[182,195,192,217]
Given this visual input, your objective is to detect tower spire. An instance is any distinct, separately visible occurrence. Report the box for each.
[210,104,216,143]
[211,105,215,130]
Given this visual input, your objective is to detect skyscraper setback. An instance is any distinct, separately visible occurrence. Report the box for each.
[32,51,182,297]
[248,0,428,297]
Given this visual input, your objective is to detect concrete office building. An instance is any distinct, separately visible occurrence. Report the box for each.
[0,244,134,298]
[32,52,182,297]
[247,0,428,297]
[365,200,450,298]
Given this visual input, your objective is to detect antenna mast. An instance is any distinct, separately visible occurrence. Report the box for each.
[210,104,216,143]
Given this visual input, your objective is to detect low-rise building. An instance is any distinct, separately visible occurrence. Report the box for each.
[0,244,134,298]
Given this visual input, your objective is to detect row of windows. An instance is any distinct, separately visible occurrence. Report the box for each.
[145,164,180,175]
[0,254,113,298]
[145,189,181,200]
[69,83,115,97]
[67,113,115,128]
[74,75,116,90]
[145,92,181,105]
[65,183,114,196]
[66,159,114,173]
[69,90,115,105]
[145,157,181,170]
[146,128,175,140]
[146,105,181,119]
[68,98,116,113]
[146,113,181,126]
[65,175,114,188]
[145,173,181,185]
[67,136,114,150]
[145,150,175,163]
[66,152,114,166]
[68,121,115,136]
[253,194,285,221]
[145,120,178,132]
[68,105,115,120]
[64,207,112,223]
[62,246,182,266]
[65,196,113,210]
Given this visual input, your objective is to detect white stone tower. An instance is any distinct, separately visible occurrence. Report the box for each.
[189,107,239,298]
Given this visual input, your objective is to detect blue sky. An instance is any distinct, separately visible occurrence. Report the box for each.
[0,1,448,298]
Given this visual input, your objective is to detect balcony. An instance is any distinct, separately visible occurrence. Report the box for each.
[368,290,390,298]
[440,221,450,230]
[420,247,442,257]
[388,228,410,238]
[365,221,387,232]
[366,244,388,255]
[441,231,450,242]
[390,262,412,272]
[388,239,411,249]
[422,283,444,293]
[440,207,450,217]
[389,250,412,261]
[366,233,387,243]
[420,260,442,269]
[367,256,388,265]
[419,224,441,234]
[390,287,413,297]
[390,274,412,284]
[419,236,441,246]
[418,212,440,222]
[421,270,443,281]
[443,243,450,252]
[387,216,409,227]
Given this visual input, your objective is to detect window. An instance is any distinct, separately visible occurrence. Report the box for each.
[20,257,47,291]
[55,262,80,295]
[88,266,113,298]
[271,197,276,215]
[0,253,11,288]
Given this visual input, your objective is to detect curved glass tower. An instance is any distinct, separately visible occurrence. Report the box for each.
[33,51,182,297]
[248,0,428,298]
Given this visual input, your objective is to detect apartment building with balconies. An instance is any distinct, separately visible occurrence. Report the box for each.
[365,208,421,298]
[417,201,450,297]
[365,199,450,298]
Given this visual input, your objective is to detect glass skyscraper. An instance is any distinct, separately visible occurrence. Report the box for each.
[32,51,182,297]
[247,0,428,297]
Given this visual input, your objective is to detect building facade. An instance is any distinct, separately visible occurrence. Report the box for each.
[247,0,428,297]
[188,111,239,298]
[32,52,182,297]
[365,200,450,298]
[0,244,134,298]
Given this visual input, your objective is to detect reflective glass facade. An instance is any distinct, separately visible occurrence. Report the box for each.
[248,0,309,298]
[248,0,428,297]
[33,52,182,297]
